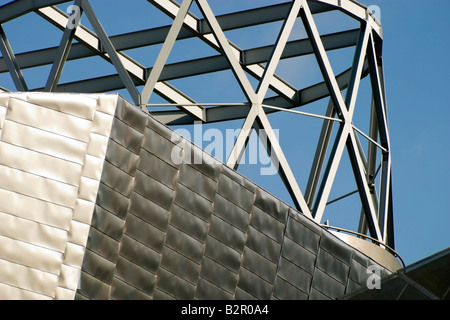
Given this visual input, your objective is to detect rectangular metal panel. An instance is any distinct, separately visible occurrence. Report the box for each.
[237,267,273,300]
[0,187,72,230]
[195,277,234,300]
[276,256,312,294]
[164,225,204,264]
[217,173,254,213]
[2,119,88,164]
[0,258,58,299]
[273,276,308,300]
[198,256,238,294]
[0,234,62,275]
[137,148,178,190]
[141,126,181,165]
[319,229,354,265]
[250,205,285,244]
[160,246,201,284]
[254,187,289,224]
[245,226,282,264]
[285,214,321,254]
[113,256,156,296]
[7,97,93,142]
[80,249,116,284]
[170,204,209,242]
[119,235,161,273]
[173,182,212,221]
[311,267,346,299]
[241,247,277,284]
[105,139,140,174]
[109,117,143,155]
[281,236,317,275]
[134,170,174,211]
[128,191,171,231]
[110,277,153,300]
[115,98,148,133]
[208,214,247,253]
[85,227,120,263]
[90,204,125,242]
[178,163,217,201]
[212,193,251,232]
[96,182,129,219]
[155,267,196,300]
[204,235,242,273]
[316,247,350,286]
[101,160,135,197]
[124,213,166,252]
[77,270,111,300]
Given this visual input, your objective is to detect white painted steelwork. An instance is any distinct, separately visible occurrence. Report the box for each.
[0,1,394,251]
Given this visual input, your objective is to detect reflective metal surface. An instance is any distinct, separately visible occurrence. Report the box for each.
[0,0,394,251]
[0,92,117,299]
[0,92,397,299]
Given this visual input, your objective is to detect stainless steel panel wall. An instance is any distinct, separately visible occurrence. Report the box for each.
[0,92,118,300]
[74,94,394,300]
[0,93,393,300]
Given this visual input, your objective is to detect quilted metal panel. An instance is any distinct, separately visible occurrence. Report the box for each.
[212,193,251,232]
[276,256,312,294]
[311,268,346,299]
[113,256,156,296]
[0,92,398,300]
[217,173,254,213]
[128,191,171,231]
[209,214,247,253]
[0,92,118,300]
[241,247,278,284]
[155,267,196,300]
[170,204,209,242]
[273,276,308,300]
[119,235,161,273]
[164,225,204,264]
[195,277,234,300]
[250,205,285,244]
[316,248,350,286]
[285,213,321,255]
[173,182,212,221]
[204,235,242,273]
[245,226,282,264]
[137,148,178,189]
[198,256,238,294]
[237,267,273,300]
[178,163,217,201]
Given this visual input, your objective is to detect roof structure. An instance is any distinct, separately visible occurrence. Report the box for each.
[0,0,423,301]
[0,0,394,252]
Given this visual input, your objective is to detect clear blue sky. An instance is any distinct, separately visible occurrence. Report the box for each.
[364,0,450,265]
[0,0,449,267]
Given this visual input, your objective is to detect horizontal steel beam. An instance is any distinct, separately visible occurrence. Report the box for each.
[0,0,70,23]
[38,61,367,125]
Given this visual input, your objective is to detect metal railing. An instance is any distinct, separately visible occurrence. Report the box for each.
[321,224,406,268]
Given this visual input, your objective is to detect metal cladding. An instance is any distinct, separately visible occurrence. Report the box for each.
[0,92,394,300]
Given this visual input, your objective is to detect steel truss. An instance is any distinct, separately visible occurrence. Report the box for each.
[0,0,394,248]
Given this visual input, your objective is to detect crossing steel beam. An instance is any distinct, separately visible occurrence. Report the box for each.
[0,0,394,247]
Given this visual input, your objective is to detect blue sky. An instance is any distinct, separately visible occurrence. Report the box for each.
[365,0,450,265]
[0,0,449,267]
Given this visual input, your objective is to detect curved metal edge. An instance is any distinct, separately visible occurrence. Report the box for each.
[321,224,405,270]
